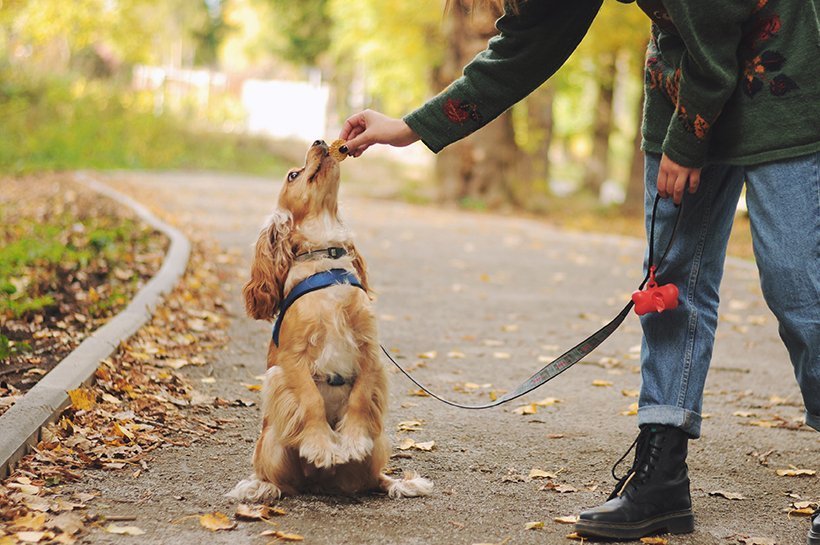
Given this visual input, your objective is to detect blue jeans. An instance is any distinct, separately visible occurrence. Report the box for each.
[638,152,820,438]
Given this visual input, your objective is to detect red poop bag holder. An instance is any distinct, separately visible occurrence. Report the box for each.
[632,265,679,315]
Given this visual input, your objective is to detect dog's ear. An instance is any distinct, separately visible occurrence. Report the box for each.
[243,210,294,320]
[349,243,371,295]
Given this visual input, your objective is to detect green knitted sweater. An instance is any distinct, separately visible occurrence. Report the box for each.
[403,0,820,168]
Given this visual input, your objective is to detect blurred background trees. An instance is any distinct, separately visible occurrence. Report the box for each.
[1,0,652,214]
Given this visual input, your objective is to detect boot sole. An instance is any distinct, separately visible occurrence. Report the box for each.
[575,509,694,540]
[809,527,820,545]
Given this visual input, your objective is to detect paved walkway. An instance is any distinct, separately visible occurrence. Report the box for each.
[77,171,815,544]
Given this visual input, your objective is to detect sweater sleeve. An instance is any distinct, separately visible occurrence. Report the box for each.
[659,2,755,167]
[403,0,602,153]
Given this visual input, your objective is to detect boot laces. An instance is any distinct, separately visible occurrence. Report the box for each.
[608,427,662,500]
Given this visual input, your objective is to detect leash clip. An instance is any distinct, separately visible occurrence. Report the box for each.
[632,266,679,316]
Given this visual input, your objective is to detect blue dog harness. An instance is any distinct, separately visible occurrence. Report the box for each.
[271,268,365,347]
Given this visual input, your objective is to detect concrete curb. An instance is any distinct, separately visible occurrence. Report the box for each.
[0,172,191,479]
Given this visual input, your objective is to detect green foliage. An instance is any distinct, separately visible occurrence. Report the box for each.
[261,0,333,66]
[328,0,445,116]
[0,68,285,176]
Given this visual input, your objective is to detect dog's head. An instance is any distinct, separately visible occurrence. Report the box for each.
[243,140,369,321]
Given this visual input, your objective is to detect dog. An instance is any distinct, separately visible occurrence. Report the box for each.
[228,140,432,501]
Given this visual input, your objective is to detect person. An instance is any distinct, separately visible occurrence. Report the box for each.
[339,0,820,541]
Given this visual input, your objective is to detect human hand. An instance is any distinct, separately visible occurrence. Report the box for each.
[657,153,702,205]
[339,109,419,158]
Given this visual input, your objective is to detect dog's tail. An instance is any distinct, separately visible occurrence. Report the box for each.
[378,471,433,499]
[226,475,282,502]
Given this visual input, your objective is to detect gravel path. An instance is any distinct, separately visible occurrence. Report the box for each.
[74,171,816,545]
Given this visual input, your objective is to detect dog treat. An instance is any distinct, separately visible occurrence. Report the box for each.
[329,139,348,162]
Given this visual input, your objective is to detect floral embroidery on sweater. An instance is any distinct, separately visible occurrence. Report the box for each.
[443,98,481,124]
[676,105,711,141]
[741,0,799,98]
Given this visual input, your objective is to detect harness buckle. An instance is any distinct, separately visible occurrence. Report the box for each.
[328,247,345,259]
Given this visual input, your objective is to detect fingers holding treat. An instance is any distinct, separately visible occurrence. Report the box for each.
[329,139,349,162]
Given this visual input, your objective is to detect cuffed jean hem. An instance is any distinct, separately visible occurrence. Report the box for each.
[638,405,702,439]
[805,411,820,433]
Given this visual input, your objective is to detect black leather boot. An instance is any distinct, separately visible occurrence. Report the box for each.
[809,507,820,545]
[575,425,695,539]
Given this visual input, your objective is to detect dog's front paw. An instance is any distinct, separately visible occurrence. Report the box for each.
[299,430,337,468]
[334,424,374,463]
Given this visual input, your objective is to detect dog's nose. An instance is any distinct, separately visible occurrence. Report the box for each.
[312,139,326,148]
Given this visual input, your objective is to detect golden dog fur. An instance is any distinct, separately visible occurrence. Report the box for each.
[228,141,432,500]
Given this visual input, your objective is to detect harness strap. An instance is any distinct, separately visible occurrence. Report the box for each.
[381,194,684,409]
[272,268,365,347]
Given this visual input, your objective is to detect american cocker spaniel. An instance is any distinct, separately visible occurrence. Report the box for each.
[228,140,433,500]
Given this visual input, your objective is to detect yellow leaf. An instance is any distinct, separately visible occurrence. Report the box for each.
[199,512,236,531]
[513,403,537,415]
[565,532,586,541]
[244,384,262,392]
[67,387,96,411]
[528,468,557,480]
[409,389,430,397]
[621,389,639,397]
[493,352,511,359]
[113,422,135,442]
[12,512,47,530]
[524,521,544,530]
[104,525,145,536]
[417,351,437,360]
[397,438,416,451]
[534,397,560,407]
[592,380,613,387]
[640,538,669,545]
[776,468,816,477]
[620,402,639,416]
[789,507,815,516]
[553,515,577,524]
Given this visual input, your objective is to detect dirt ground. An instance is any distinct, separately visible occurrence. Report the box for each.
[66,171,816,545]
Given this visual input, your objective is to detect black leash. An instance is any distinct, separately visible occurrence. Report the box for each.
[380,195,683,409]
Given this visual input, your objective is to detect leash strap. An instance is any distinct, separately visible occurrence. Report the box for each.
[273,268,365,346]
[380,195,683,409]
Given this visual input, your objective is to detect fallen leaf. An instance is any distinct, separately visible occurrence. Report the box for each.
[414,440,435,451]
[235,504,271,520]
[243,384,262,392]
[67,388,96,411]
[620,402,639,416]
[737,538,776,545]
[709,490,746,500]
[554,515,577,524]
[621,389,639,397]
[493,352,511,360]
[409,389,430,397]
[104,525,145,536]
[528,468,557,480]
[776,467,816,477]
[565,532,585,541]
[534,397,560,407]
[12,513,47,530]
[639,538,668,544]
[513,403,538,415]
[15,532,47,543]
[447,351,465,359]
[260,530,303,541]
[417,351,437,360]
[592,380,613,387]
[790,507,815,516]
[199,512,236,531]
[397,438,416,450]
[524,521,544,530]
[397,420,423,432]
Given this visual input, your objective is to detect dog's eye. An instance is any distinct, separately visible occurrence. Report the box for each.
[287,170,300,182]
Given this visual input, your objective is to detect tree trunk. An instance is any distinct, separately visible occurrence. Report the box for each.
[582,51,616,198]
[435,0,519,208]
[514,84,555,210]
[623,95,646,215]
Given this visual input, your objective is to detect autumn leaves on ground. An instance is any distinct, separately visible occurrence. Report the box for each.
[1,171,816,545]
